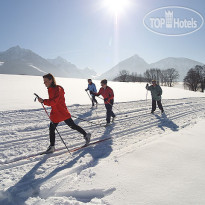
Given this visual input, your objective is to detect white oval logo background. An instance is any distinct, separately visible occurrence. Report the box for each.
[143,6,204,36]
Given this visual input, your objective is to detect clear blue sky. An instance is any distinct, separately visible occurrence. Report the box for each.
[0,0,204,73]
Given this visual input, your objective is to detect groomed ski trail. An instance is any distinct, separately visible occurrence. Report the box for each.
[1,97,205,166]
[0,97,205,204]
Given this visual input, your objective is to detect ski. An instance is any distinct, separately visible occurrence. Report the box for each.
[69,137,112,152]
[42,137,112,154]
[2,137,112,166]
[40,151,53,155]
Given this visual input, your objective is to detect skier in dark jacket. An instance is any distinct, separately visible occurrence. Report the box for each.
[91,79,116,126]
[85,79,98,108]
[146,80,164,114]
[37,73,91,153]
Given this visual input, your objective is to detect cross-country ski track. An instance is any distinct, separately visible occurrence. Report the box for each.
[0,97,205,205]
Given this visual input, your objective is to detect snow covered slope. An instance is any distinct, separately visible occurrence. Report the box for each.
[99,54,149,80]
[99,55,204,81]
[0,46,58,76]
[150,57,204,81]
[0,46,96,79]
[47,57,97,79]
[0,74,205,205]
[0,74,204,111]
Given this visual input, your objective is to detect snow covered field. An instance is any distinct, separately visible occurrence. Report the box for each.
[0,74,205,205]
[0,74,204,111]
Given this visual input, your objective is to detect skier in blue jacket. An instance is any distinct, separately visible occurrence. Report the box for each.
[85,79,98,108]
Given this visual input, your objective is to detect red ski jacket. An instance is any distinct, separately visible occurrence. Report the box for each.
[43,85,71,123]
[96,86,114,104]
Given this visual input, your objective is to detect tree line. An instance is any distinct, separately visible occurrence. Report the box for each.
[113,68,179,87]
[113,65,205,92]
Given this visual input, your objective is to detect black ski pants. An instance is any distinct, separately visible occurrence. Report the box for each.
[91,95,98,106]
[105,99,115,123]
[49,118,86,146]
[152,99,164,112]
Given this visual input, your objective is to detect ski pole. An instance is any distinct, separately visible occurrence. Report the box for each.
[71,115,104,127]
[96,96,123,113]
[145,84,150,113]
[85,90,93,102]
[34,93,72,155]
[146,89,149,113]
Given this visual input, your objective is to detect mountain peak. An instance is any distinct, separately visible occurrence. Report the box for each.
[12,45,21,49]
[119,54,148,66]
[132,54,142,58]
[7,45,25,52]
[123,54,148,64]
[0,46,45,63]
[5,45,35,56]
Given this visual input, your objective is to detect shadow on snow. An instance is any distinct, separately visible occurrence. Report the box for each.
[0,108,113,205]
[154,113,179,132]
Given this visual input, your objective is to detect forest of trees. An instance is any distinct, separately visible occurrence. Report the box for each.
[144,68,179,87]
[113,70,146,83]
[113,65,205,92]
[113,68,179,87]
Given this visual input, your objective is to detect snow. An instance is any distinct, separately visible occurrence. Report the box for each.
[0,74,205,205]
[92,120,205,205]
[29,65,47,74]
[0,74,204,111]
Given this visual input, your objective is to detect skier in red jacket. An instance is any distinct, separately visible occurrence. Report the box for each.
[38,73,91,153]
[91,79,116,126]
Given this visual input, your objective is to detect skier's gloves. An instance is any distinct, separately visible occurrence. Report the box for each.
[157,93,161,96]
[104,98,108,102]
[38,98,44,103]
[85,89,88,91]
[90,91,94,94]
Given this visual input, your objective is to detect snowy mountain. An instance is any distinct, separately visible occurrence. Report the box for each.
[1,46,203,81]
[99,55,204,81]
[47,56,84,78]
[47,57,97,79]
[99,54,149,80]
[0,46,96,78]
[0,46,57,76]
[150,57,204,81]
[82,67,97,79]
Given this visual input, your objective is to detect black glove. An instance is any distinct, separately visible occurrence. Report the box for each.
[90,91,94,94]
[104,98,108,102]
[85,89,88,91]
[157,93,161,96]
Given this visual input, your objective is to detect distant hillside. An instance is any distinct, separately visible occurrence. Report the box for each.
[1,46,203,81]
[150,57,204,81]
[47,57,97,79]
[0,46,57,76]
[0,46,96,78]
[99,55,204,81]
[99,55,149,80]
